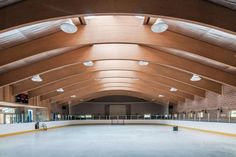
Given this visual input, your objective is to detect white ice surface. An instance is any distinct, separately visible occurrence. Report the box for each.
[0,125,236,157]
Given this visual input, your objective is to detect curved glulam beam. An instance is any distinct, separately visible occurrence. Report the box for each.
[39,79,189,101]
[51,84,183,103]
[30,76,194,100]
[27,70,197,99]
[13,60,214,96]
[63,91,168,106]
[58,90,169,106]
[52,85,180,104]
[0,0,236,32]
[0,17,235,67]
[47,82,185,103]
[12,61,209,97]
[4,44,225,93]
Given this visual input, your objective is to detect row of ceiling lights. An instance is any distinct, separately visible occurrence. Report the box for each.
[60,17,168,34]
[31,60,201,83]
[31,17,198,101]
[31,59,201,100]
[56,87,76,98]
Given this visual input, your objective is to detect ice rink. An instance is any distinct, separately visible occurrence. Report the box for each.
[0,125,236,157]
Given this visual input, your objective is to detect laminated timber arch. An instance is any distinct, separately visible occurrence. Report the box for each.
[10,58,213,97]
[59,91,170,106]
[2,44,233,93]
[0,2,236,107]
[39,80,186,102]
[1,18,235,68]
[52,86,179,104]
[29,70,197,99]
[0,0,236,32]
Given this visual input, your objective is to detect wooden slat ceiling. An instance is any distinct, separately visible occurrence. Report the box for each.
[0,19,70,50]
[1,16,235,75]
[0,0,22,8]
[0,18,82,74]
[209,0,236,10]
[150,47,236,74]
[0,15,235,105]
[1,0,236,32]
[0,46,81,74]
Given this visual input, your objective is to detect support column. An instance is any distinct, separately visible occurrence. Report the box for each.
[29,96,41,106]
[0,87,3,101]
[163,101,169,115]
[0,85,14,102]
[41,99,51,121]
[68,101,72,115]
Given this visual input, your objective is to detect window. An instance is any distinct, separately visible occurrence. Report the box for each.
[199,112,204,118]
[144,114,151,119]
[230,110,236,117]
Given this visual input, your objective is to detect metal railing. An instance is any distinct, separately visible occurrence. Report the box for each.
[53,113,236,123]
[111,119,125,125]
[1,112,236,125]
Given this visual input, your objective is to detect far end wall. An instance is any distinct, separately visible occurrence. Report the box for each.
[71,102,168,115]
[71,96,168,115]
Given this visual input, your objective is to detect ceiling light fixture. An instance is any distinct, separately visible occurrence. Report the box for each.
[71,95,76,98]
[31,75,43,82]
[83,60,94,67]
[158,94,165,98]
[138,60,149,66]
[190,74,202,81]
[151,18,168,33]
[56,88,64,93]
[60,19,78,34]
[170,87,178,92]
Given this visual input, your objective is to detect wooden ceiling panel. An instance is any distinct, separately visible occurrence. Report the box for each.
[0,0,22,8]
[51,85,181,104]
[0,16,236,105]
[151,46,236,74]
[39,78,191,101]
[208,0,236,10]
[1,44,229,94]
[59,90,169,106]
[0,16,235,68]
[1,0,236,32]
[0,19,70,50]
[148,18,236,52]
[11,60,212,97]
[26,70,199,99]
[0,46,82,74]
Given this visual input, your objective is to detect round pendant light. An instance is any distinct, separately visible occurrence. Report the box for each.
[60,19,78,34]
[151,18,168,33]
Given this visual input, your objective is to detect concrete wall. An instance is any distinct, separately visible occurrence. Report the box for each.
[1,120,236,136]
[71,102,168,115]
[72,103,106,115]
[71,95,169,115]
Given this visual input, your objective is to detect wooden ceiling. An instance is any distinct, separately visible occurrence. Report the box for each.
[1,0,236,32]
[209,0,236,10]
[0,0,22,8]
[0,5,236,107]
